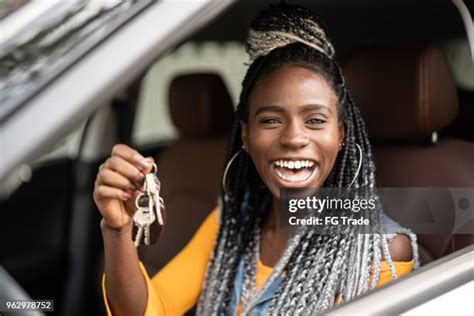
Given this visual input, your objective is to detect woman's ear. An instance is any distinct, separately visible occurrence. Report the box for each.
[240,121,249,152]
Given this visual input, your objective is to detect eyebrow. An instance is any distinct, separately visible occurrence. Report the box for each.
[254,104,333,117]
[300,104,333,114]
[254,105,285,117]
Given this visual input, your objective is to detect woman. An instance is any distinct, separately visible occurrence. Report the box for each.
[95,3,419,315]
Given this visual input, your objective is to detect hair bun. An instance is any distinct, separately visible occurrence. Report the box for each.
[246,2,335,62]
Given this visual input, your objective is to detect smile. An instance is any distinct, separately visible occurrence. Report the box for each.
[272,159,318,183]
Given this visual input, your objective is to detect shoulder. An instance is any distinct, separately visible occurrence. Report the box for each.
[381,213,414,262]
[386,234,413,262]
[191,206,220,239]
[203,206,220,229]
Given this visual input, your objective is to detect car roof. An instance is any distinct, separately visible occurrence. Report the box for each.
[191,0,468,57]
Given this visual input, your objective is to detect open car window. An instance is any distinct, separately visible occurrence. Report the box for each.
[0,1,471,315]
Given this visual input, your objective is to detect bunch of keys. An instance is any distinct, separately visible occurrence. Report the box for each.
[133,163,165,247]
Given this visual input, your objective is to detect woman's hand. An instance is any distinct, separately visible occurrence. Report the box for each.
[93,144,154,230]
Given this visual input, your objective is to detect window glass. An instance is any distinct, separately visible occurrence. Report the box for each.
[34,121,87,164]
[0,119,87,199]
[443,39,474,91]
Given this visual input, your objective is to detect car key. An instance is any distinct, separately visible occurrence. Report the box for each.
[132,163,165,246]
[146,164,164,226]
[133,194,156,246]
[152,174,164,225]
[133,206,146,247]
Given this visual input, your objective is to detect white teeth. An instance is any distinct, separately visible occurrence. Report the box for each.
[273,160,316,169]
[274,165,316,182]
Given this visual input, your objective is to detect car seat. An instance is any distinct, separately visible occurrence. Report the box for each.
[138,73,234,274]
[342,42,474,265]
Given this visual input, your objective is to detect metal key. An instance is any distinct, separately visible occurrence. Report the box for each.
[146,164,164,225]
[132,163,165,246]
[133,207,146,247]
[151,174,164,225]
[133,194,156,246]
[134,208,155,245]
[144,174,158,225]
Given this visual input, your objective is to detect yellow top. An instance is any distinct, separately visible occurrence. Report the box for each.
[102,207,414,315]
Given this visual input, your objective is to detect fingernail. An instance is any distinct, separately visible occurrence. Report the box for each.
[137,158,150,170]
[129,183,137,191]
[122,192,132,199]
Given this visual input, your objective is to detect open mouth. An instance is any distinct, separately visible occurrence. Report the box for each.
[272,159,318,184]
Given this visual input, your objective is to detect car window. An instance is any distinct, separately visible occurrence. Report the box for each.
[132,37,474,148]
[34,121,87,164]
[132,41,247,146]
[0,0,232,185]
[0,118,87,199]
[443,38,474,91]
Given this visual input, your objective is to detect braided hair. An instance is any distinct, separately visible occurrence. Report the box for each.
[196,3,417,315]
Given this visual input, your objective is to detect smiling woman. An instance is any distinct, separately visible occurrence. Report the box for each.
[241,65,342,193]
[95,2,419,316]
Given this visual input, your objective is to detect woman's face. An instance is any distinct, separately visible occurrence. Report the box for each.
[241,65,344,200]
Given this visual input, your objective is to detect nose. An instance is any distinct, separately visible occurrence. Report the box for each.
[279,121,310,149]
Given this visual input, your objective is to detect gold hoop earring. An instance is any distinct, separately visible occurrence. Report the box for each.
[347,143,363,189]
[222,149,245,198]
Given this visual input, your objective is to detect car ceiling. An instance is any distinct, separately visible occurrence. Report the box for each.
[191,0,471,58]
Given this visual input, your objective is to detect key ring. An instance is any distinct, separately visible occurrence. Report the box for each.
[150,162,158,174]
[132,161,164,247]
[135,193,146,209]
[139,162,158,187]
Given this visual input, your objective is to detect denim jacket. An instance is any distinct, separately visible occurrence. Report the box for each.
[227,212,419,316]
[229,257,282,315]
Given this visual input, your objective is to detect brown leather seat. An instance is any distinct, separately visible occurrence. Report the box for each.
[343,43,474,265]
[139,73,234,275]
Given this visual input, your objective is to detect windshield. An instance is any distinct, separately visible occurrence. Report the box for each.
[0,0,153,123]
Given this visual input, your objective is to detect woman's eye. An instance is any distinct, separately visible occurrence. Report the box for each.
[306,118,326,125]
[260,118,281,125]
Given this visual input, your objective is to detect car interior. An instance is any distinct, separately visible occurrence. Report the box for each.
[0,0,472,315]
[342,42,474,264]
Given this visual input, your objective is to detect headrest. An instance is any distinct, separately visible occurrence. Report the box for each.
[169,73,234,138]
[342,43,459,141]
